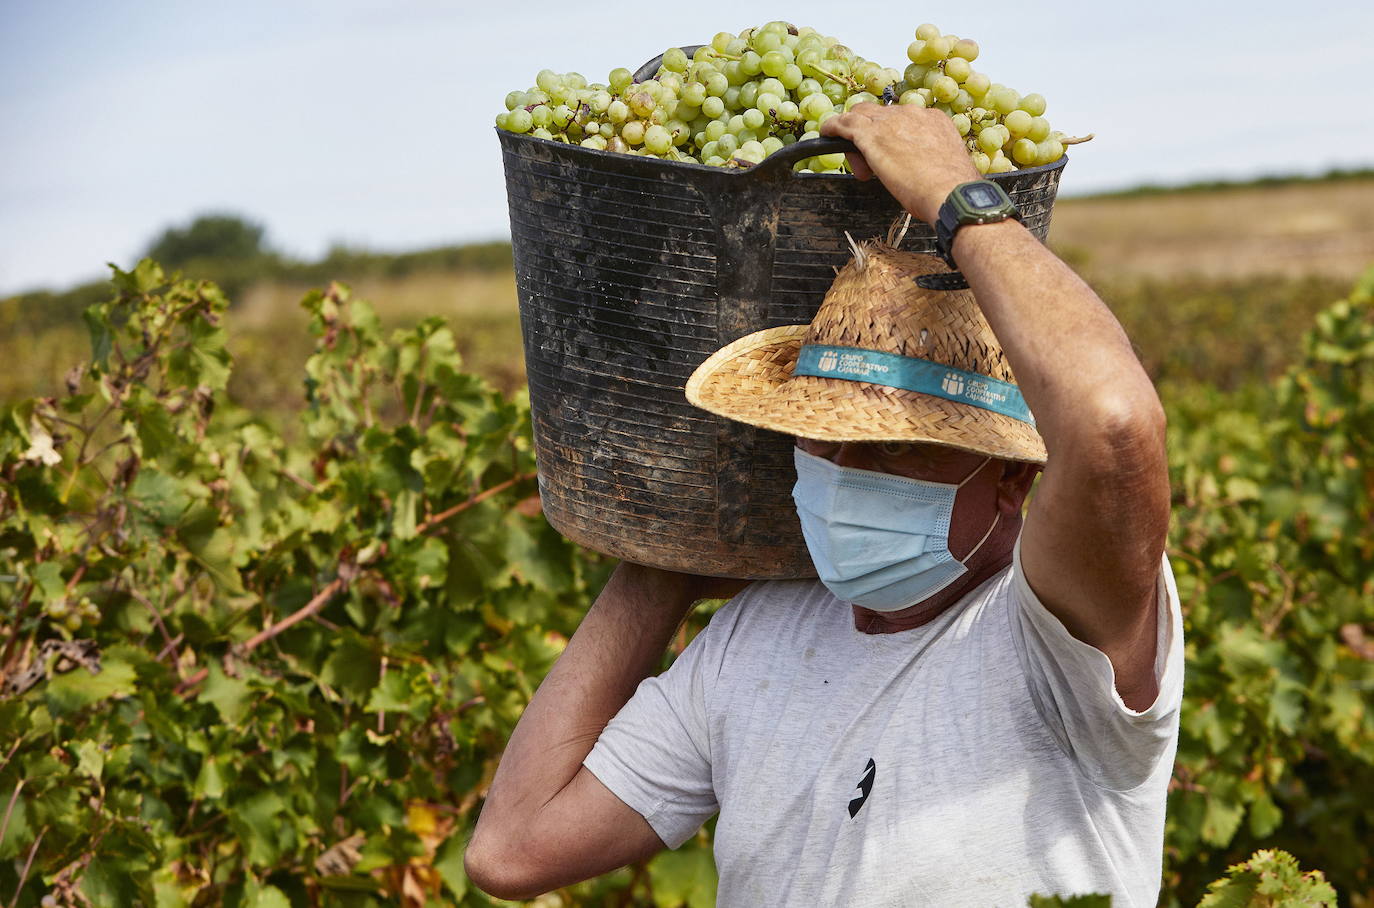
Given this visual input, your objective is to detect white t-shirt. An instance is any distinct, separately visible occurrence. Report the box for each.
[584,540,1185,907]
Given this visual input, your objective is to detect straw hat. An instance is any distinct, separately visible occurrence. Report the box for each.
[685,231,1047,464]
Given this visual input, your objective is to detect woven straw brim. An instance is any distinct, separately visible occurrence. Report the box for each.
[686,325,1048,464]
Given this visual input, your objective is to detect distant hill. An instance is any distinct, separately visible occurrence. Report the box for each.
[1,241,513,335]
[4,167,1372,332]
[1068,165,1374,200]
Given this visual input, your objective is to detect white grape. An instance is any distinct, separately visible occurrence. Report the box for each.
[963,72,991,99]
[944,57,971,84]
[1004,110,1033,138]
[1019,93,1047,116]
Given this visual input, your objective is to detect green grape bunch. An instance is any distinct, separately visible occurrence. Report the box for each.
[44,595,100,632]
[494,21,1091,174]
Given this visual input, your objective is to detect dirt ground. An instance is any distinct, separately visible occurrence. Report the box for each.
[1048,178,1374,282]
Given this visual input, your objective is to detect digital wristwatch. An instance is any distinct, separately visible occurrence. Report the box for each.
[934,180,1021,267]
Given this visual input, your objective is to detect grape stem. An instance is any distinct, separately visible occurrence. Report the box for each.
[810,66,863,92]
[1061,133,1094,146]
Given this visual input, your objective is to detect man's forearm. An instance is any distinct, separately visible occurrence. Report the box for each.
[474,563,699,834]
[950,219,1162,450]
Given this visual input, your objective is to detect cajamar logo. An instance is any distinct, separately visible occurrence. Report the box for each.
[817,350,839,372]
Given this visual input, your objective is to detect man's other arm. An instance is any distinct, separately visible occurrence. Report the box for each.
[464,564,744,899]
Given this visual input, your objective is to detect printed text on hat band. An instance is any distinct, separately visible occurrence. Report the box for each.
[793,345,1036,425]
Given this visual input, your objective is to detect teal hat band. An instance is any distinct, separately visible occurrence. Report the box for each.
[793,344,1036,425]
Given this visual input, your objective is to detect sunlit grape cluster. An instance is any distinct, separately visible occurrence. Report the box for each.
[495,21,1086,173]
[45,595,99,632]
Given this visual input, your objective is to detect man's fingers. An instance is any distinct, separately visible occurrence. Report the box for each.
[820,112,874,180]
[845,152,874,181]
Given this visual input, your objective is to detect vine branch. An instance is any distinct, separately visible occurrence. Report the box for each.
[417,471,537,536]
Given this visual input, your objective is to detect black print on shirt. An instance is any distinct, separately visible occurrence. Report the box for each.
[848,758,876,818]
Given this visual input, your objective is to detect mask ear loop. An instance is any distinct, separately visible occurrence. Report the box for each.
[956,457,998,565]
[956,456,993,488]
[959,511,1000,565]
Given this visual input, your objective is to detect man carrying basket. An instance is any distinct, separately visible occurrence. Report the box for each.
[465,104,1182,906]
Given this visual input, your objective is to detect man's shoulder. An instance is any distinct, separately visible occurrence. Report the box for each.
[723,578,836,625]
[696,579,843,658]
[732,577,830,606]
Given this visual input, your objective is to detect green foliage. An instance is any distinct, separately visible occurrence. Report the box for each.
[1029,849,1337,908]
[647,842,716,908]
[1196,850,1337,908]
[1028,894,1112,907]
[1163,266,1374,903]
[3,260,1371,906]
[0,262,665,905]
[1101,275,1352,392]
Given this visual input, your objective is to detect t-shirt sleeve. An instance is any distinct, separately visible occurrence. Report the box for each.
[1008,536,1185,791]
[582,603,731,848]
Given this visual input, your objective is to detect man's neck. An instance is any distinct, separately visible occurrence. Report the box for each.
[850,552,1013,635]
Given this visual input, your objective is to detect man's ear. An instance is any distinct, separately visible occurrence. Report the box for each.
[996,461,1041,514]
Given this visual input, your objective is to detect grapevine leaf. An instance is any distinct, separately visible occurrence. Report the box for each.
[0,791,31,860]
[321,633,381,700]
[194,754,229,801]
[1201,796,1245,847]
[244,882,292,908]
[230,790,288,866]
[32,560,65,602]
[648,844,718,908]
[133,391,178,458]
[109,258,165,294]
[81,855,146,906]
[433,833,469,899]
[73,738,105,781]
[83,304,113,366]
[176,505,244,593]
[131,468,193,526]
[45,654,137,715]
[199,662,252,726]
[1247,790,1282,838]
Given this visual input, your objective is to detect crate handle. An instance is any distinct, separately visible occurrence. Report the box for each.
[751,136,859,177]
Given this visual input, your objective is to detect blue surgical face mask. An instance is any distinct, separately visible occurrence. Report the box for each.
[791,447,1000,612]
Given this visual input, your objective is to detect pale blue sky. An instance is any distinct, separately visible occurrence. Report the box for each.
[2,0,1371,295]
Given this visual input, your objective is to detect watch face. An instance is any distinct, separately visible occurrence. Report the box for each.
[961,182,1003,209]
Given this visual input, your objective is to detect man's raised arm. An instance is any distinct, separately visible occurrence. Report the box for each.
[822,106,1170,709]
